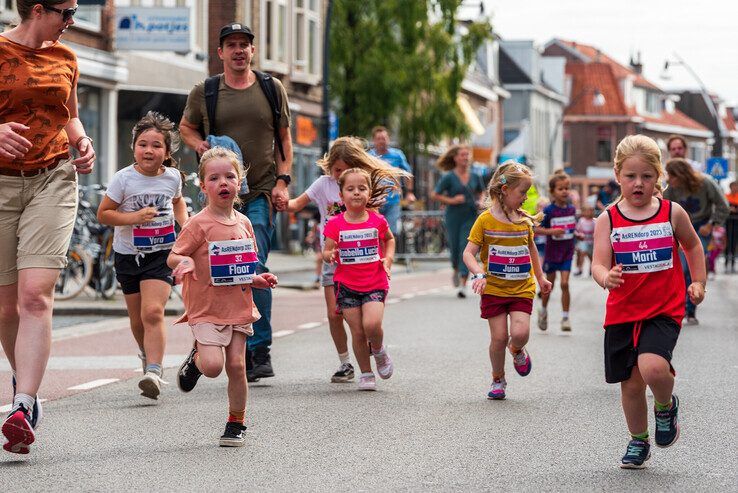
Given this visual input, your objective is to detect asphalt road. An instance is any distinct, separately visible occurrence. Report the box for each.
[2,271,737,491]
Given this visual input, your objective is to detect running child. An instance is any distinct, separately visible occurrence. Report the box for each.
[592,135,705,469]
[170,148,278,447]
[533,197,550,272]
[323,168,399,391]
[97,112,188,399]
[573,206,595,276]
[462,162,552,400]
[288,137,410,383]
[535,170,576,331]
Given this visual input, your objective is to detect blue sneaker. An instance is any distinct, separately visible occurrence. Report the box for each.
[620,439,651,469]
[655,394,680,448]
[11,376,42,429]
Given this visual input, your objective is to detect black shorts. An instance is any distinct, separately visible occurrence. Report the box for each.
[603,315,680,383]
[114,250,173,295]
[335,282,387,312]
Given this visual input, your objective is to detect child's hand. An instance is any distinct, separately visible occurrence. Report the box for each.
[687,282,705,305]
[574,231,584,240]
[551,228,564,237]
[472,276,487,295]
[172,257,197,283]
[382,257,392,279]
[135,207,158,224]
[538,277,553,295]
[253,273,278,289]
[603,264,624,290]
[451,194,466,205]
[323,248,338,264]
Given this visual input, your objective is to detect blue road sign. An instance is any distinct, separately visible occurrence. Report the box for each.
[707,157,729,180]
[328,111,339,142]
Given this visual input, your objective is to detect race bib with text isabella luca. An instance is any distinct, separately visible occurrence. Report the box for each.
[208,238,258,285]
[133,214,176,252]
[611,221,674,273]
[338,228,380,265]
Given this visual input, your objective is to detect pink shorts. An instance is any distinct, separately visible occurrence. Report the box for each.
[190,322,253,347]
[480,294,533,319]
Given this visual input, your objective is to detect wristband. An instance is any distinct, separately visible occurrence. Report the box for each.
[75,135,93,149]
[470,273,486,281]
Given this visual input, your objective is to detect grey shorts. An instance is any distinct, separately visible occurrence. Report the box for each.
[320,261,336,287]
[335,282,388,312]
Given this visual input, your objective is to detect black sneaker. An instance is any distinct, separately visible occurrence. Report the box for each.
[330,362,355,383]
[2,403,35,454]
[655,394,680,448]
[11,376,42,429]
[620,439,651,469]
[219,422,247,447]
[176,347,202,393]
[246,348,260,383]
[249,346,274,379]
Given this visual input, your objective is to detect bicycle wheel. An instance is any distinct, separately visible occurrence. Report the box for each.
[55,246,93,301]
[98,230,117,299]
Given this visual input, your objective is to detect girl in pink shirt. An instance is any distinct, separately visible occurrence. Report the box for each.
[323,168,396,391]
[168,148,278,447]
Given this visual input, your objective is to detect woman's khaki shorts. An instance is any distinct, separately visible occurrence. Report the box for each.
[0,158,78,285]
[190,322,254,347]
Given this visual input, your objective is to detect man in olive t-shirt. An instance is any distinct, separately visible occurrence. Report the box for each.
[180,23,293,381]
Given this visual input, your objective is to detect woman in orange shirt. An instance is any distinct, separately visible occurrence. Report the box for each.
[726,181,738,272]
[0,0,95,455]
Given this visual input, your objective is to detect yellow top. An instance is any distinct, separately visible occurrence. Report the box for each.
[467,210,536,299]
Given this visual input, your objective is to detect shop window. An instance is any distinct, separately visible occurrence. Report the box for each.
[596,126,612,162]
[292,0,321,83]
[76,85,102,186]
[261,0,289,73]
[74,6,102,32]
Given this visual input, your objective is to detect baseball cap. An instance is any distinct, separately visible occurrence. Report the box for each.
[219,23,254,43]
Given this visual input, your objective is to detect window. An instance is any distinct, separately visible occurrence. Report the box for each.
[74,6,102,32]
[596,126,612,162]
[76,85,102,186]
[261,0,289,73]
[292,0,321,82]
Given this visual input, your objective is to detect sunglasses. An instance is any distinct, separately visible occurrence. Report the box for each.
[43,5,77,22]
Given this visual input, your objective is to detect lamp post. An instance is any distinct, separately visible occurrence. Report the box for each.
[661,52,721,157]
[321,0,333,155]
[548,88,605,173]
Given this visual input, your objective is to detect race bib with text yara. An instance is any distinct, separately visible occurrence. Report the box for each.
[133,214,175,252]
[487,244,532,281]
[209,238,258,285]
[551,215,576,240]
[338,228,380,265]
[611,221,673,273]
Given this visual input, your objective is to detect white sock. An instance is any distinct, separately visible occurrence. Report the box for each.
[13,393,34,412]
[360,372,374,378]
[562,311,569,319]
[338,351,350,365]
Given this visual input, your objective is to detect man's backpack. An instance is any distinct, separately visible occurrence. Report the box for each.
[202,70,286,162]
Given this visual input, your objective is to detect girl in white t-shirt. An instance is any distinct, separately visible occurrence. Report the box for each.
[287,136,410,383]
[98,112,189,400]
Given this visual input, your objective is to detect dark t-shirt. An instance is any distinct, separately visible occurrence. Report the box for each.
[434,171,485,219]
[183,75,290,203]
[541,203,576,263]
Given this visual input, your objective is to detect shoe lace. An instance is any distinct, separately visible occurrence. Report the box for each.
[513,351,527,366]
[626,441,645,457]
[655,411,671,432]
[147,373,169,386]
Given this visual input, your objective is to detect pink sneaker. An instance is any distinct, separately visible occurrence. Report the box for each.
[373,349,394,379]
[511,347,532,377]
[487,378,507,400]
[358,373,376,391]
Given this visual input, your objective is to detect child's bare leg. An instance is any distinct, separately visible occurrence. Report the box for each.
[123,293,145,353]
[195,343,225,378]
[324,286,348,354]
[637,353,674,406]
[139,279,171,366]
[541,272,556,308]
[487,314,508,378]
[560,271,571,313]
[225,332,248,414]
[621,366,649,435]
[361,301,385,350]
[508,311,531,351]
[342,307,371,373]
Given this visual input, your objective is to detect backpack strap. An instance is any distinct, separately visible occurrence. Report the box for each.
[253,70,286,162]
[203,74,221,136]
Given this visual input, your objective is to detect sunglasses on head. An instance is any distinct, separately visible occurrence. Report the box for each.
[43,5,77,22]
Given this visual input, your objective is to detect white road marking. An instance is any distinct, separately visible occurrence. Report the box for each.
[0,399,47,413]
[386,298,400,305]
[68,379,119,391]
[273,330,295,338]
[298,322,322,330]
[0,355,188,372]
[401,293,416,300]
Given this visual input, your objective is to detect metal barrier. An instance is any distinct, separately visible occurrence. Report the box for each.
[395,210,448,270]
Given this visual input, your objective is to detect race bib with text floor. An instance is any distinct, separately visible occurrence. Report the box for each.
[338,228,380,265]
[209,238,258,285]
[611,221,674,273]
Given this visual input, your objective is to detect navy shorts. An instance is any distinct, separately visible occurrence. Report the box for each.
[543,259,572,273]
[114,250,173,295]
[335,283,387,312]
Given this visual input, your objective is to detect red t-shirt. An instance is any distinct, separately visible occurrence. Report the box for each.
[605,199,685,326]
[323,210,389,292]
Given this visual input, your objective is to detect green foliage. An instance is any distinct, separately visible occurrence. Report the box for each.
[329,0,492,154]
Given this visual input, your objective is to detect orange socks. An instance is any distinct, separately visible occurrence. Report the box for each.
[228,410,245,424]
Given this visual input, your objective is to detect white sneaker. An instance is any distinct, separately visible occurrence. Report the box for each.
[138,372,166,400]
[357,373,376,391]
[537,308,548,331]
[561,318,572,332]
[373,350,394,379]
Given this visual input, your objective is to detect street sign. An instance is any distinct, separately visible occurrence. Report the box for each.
[707,157,729,180]
[328,111,339,142]
[115,7,190,52]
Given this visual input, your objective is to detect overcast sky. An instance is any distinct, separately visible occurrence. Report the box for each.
[473,0,738,105]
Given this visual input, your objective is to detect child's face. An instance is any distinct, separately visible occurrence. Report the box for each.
[339,173,371,211]
[502,178,531,211]
[552,179,570,204]
[616,156,657,207]
[730,183,738,194]
[134,129,169,175]
[581,207,594,219]
[200,158,240,206]
[330,159,350,181]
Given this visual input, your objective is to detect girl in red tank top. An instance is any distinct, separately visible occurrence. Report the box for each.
[591,135,706,469]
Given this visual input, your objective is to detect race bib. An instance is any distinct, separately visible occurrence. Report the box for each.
[551,215,576,241]
[611,221,673,273]
[133,214,175,252]
[338,228,380,265]
[487,245,532,281]
[209,238,258,285]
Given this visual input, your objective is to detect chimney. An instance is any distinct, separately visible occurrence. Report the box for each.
[630,51,643,74]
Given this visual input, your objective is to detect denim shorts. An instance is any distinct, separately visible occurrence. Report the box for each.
[543,259,572,273]
[334,282,387,312]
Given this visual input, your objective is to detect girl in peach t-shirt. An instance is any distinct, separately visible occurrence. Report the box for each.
[168,148,277,447]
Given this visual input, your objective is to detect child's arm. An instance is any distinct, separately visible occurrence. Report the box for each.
[287,192,311,213]
[382,230,395,279]
[591,211,622,290]
[529,241,552,294]
[672,203,707,305]
[97,195,157,226]
[172,196,189,227]
[168,251,197,282]
[323,237,338,264]
[533,226,564,237]
[462,241,487,295]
